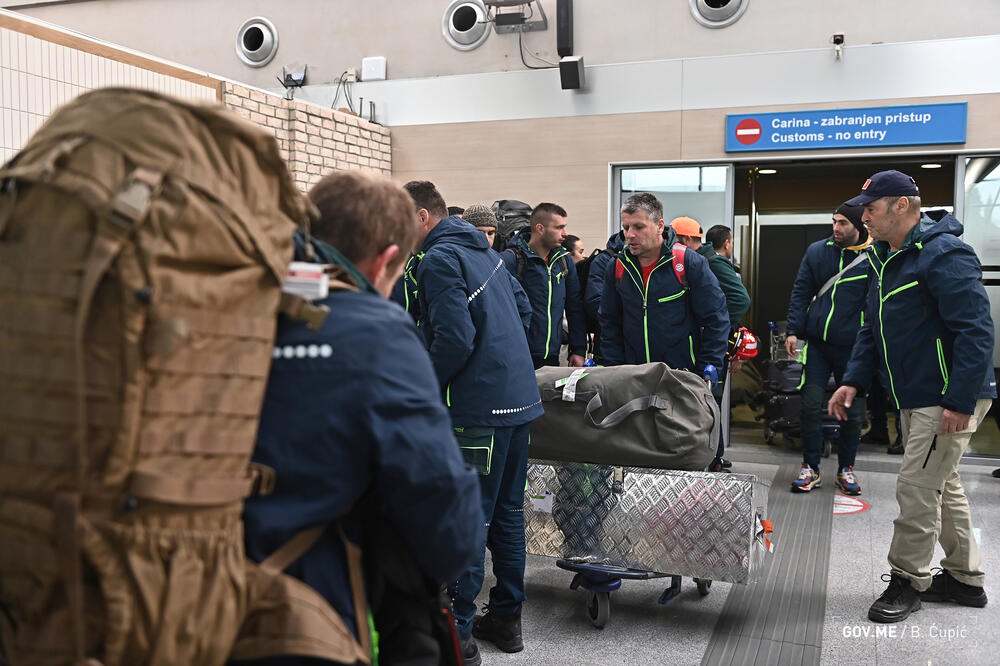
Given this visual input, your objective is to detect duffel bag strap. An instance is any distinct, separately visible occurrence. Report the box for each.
[584,393,670,430]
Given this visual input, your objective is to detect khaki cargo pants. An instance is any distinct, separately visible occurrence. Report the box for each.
[889,399,992,591]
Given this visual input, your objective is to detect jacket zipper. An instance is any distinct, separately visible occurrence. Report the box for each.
[822,251,845,342]
[875,250,908,409]
[921,436,937,469]
[543,249,568,358]
[623,253,670,363]
[936,337,950,395]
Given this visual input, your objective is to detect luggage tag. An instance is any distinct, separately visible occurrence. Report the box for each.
[453,426,494,476]
[529,491,554,513]
[283,261,330,301]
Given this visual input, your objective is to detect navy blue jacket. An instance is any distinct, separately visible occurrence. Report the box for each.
[598,227,729,372]
[843,212,996,414]
[787,235,871,347]
[389,253,421,323]
[584,231,625,324]
[417,216,543,427]
[501,228,587,362]
[244,270,482,641]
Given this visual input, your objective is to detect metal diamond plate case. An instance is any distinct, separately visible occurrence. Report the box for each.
[524,461,770,584]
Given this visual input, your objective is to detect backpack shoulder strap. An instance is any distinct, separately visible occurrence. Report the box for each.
[814,252,868,301]
[506,247,527,282]
[671,243,688,289]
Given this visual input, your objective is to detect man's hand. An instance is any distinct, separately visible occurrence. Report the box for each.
[940,408,971,435]
[568,354,585,368]
[784,334,798,359]
[828,385,857,421]
[730,358,744,374]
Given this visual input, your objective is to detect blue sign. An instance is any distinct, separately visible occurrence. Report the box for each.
[725,103,967,152]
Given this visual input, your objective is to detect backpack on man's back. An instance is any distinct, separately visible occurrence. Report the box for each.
[0,89,369,666]
[490,199,533,251]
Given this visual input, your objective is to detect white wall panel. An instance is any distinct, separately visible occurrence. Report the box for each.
[0,18,216,157]
[293,35,1000,127]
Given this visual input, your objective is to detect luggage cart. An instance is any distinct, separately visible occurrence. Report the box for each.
[525,463,772,630]
[555,559,712,629]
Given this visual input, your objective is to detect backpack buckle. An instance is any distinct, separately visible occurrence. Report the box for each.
[249,462,276,497]
[108,167,163,230]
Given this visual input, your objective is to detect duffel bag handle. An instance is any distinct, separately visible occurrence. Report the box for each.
[584,393,669,429]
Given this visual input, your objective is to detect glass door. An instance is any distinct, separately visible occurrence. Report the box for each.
[958,156,1000,456]
[611,164,735,242]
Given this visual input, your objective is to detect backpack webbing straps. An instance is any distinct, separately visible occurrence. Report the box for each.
[53,492,88,666]
[341,523,374,660]
[128,462,276,506]
[279,292,331,331]
[60,167,162,666]
[260,525,327,574]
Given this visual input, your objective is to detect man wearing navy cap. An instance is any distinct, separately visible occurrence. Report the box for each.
[830,170,996,623]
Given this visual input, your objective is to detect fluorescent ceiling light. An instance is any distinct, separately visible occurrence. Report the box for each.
[920,163,942,169]
[758,169,777,174]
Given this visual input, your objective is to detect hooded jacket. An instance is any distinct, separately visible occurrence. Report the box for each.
[244,240,482,642]
[501,228,587,362]
[389,253,421,323]
[786,234,872,348]
[417,216,543,427]
[697,242,750,330]
[843,211,996,414]
[598,226,730,372]
[584,231,625,324]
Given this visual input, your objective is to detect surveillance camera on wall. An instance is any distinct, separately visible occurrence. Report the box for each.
[831,33,845,45]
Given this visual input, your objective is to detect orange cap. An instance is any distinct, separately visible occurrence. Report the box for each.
[670,216,702,238]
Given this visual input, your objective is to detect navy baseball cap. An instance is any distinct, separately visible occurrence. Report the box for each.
[845,170,920,206]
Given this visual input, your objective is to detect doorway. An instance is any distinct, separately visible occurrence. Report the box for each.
[734,157,956,340]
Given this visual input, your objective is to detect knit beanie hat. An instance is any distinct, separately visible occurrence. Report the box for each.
[463,203,497,229]
[835,203,867,242]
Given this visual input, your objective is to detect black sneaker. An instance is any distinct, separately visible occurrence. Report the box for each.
[919,568,988,608]
[720,458,733,469]
[709,457,732,473]
[869,573,920,623]
[887,434,904,455]
[459,634,481,666]
[472,607,523,653]
[993,468,1000,479]
[861,430,890,445]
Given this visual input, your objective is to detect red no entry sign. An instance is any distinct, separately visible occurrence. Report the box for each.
[735,118,762,145]
[834,494,871,515]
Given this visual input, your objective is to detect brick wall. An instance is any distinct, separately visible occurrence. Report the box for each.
[221,81,391,192]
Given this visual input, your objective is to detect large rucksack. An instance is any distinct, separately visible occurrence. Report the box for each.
[0,89,368,666]
[490,199,533,251]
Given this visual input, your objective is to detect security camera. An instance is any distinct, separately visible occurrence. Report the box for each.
[831,33,845,45]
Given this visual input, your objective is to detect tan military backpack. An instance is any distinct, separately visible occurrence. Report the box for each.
[0,89,369,666]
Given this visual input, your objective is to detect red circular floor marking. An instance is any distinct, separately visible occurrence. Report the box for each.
[834,494,870,515]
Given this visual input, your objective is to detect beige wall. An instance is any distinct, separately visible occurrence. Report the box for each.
[392,92,1000,253]
[15,0,1000,88]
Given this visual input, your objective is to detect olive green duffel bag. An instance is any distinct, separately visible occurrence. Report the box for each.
[531,363,719,470]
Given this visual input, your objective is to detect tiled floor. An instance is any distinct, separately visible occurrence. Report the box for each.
[475,431,999,665]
